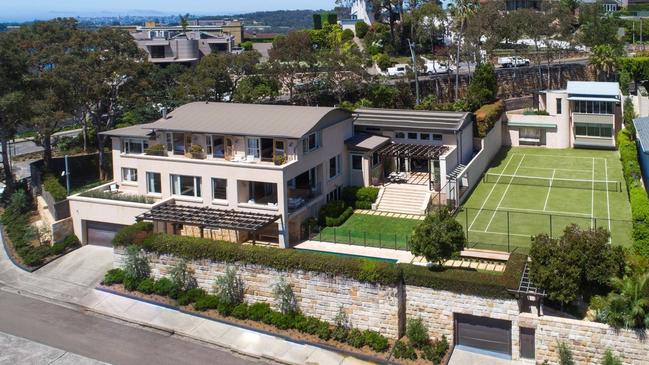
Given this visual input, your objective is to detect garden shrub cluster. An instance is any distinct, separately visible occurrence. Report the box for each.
[1,189,80,266]
[342,186,380,210]
[474,100,505,138]
[113,224,527,299]
[617,129,649,257]
[325,206,353,226]
[393,318,449,362]
[318,200,353,227]
[42,174,67,202]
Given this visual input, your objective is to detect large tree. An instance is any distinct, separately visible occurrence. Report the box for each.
[268,30,316,101]
[449,0,479,101]
[409,208,465,266]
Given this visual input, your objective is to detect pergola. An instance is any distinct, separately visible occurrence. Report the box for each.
[375,143,449,190]
[136,202,281,240]
[509,262,545,314]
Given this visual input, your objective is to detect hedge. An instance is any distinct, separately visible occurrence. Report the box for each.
[325,206,353,227]
[617,129,649,256]
[474,100,505,138]
[43,174,67,202]
[342,186,380,209]
[112,221,153,246]
[113,224,527,299]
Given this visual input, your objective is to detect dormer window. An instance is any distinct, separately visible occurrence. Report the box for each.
[122,138,148,154]
[302,131,321,154]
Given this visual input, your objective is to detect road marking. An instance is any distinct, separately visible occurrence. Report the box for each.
[467,153,517,231]
[484,154,526,232]
[543,169,556,211]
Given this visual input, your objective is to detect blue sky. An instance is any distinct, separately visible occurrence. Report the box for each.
[2,0,334,22]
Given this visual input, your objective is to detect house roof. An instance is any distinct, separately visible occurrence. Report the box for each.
[566,81,620,98]
[100,123,155,138]
[634,117,649,152]
[354,108,471,131]
[143,102,351,138]
[345,133,391,152]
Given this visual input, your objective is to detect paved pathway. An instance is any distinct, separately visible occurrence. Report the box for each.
[355,209,425,220]
[0,238,371,365]
[449,347,529,365]
[0,330,108,365]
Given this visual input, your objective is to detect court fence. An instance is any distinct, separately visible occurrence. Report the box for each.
[303,224,412,251]
[458,207,633,254]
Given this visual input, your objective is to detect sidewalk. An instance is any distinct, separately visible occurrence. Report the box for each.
[0,235,372,365]
[0,330,108,365]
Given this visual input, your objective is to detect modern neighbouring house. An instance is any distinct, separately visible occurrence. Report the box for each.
[633,117,649,187]
[68,103,474,247]
[130,21,243,65]
[506,81,622,149]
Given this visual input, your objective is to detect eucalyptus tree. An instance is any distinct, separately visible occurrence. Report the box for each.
[448,0,479,100]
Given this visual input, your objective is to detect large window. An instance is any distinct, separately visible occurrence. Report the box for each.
[246,137,260,159]
[169,133,186,155]
[122,168,138,182]
[246,181,277,205]
[206,135,225,158]
[171,175,202,198]
[351,155,363,170]
[329,155,341,179]
[150,45,165,59]
[302,131,321,153]
[520,127,541,140]
[572,100,614,115]
[574,123,613,138]
[556,98,562,114]
[146,172,161,194]
[212,178,227,200]
[122,138,148,154]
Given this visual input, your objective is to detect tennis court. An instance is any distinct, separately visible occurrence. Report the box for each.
[459,147,633,253]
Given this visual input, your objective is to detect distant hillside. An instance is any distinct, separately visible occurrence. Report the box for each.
[200,8,349,30]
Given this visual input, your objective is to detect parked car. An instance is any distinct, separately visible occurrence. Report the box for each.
[386,64,410,77]
[424,60,454,75]
[497,56,530,68]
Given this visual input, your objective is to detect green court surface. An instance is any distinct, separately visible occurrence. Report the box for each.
[315,214,420,250]
[459,147,633,253]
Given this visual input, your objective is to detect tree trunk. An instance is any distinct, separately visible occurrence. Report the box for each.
[1,137,14,193]
[455,34,461,101]
[97,133,106,180]
[42,133,53,171]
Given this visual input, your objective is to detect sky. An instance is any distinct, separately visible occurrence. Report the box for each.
[1,0,335,22]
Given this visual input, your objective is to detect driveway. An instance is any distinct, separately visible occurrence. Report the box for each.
[449,347,529,365]
[35,245,113,289]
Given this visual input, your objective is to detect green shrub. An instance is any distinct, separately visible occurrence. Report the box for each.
[21,246,51,267]
[217,301,235,317]
[269,311,292,329]
[103,268,126,285]
[137,278,155,294]
[124,245,150,281]
[123,275,142,291]
[51,235,81,255]
[169,258,197,291]
[332,327,349,343]
[346,328,365,348]
[354,201,372,209]
[423,335,449,363]
[112,222,153,246]
[43,174,67,202]
[316,322,331,340]
[273,276,298,314]
[153,277,176,297]
[393,340,417,360]
[558,341,574,365]
[406,317,430,349]
[177,287,207,306]
[295,316,323,335]
[193,295,221,311]
[356,187,379,203]
[232,303,249,319]
[319,200,348,226]
[248,302,272,321]
[342,186,379,209]
[325,206,353,227]
[474,100,505,138]
[363,330,389,352]
[355,21,369,39]
[213,266,244,306]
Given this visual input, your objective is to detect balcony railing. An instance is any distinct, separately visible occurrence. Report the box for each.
[288,183,323,212]
[572,113,614,125]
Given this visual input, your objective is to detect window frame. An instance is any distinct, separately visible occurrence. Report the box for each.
[246,137,260,159]
[146,172,161,194]
[329,155,341,179]
[122,167,138,183]
[122,138,148,154]
[556,98,562,115]
[211,177,227,201]
[170,174,202,198]
[302,131,322,154]
[351,154,363,171]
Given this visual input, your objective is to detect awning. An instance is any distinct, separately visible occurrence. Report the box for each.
[375,142,449,160]
[137,202,281,232]
[345,134,391,152]
[507,122,557,129]
[567,96,619,102]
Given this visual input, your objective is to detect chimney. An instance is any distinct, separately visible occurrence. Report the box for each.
[162,107,168,119]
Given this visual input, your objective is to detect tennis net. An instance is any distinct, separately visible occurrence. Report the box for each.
[482,173,621,192]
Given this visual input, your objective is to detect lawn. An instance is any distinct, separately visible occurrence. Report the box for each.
[316,214,421,250]
[459,147,633,254]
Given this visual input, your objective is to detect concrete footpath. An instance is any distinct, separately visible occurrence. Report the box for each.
[0,240,371,365]
[0,330,108,365]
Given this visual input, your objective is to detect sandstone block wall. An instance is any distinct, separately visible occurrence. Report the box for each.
[114,248,402,338]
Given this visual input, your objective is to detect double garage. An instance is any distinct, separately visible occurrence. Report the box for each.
[85,221,126,247]
[454,313,512,356]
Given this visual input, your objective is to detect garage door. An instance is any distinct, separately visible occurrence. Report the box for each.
[455,313,512,356]
[86,221,125,247]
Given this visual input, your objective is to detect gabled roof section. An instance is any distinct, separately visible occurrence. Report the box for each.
[100,123,156,138]
[566,81,620,99]
[345,133,391,151]
[634,117,649,153]
[143,102,351,139]
[354,108,471,131]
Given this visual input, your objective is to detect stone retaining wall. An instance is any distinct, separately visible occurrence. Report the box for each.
[114,248,402,338]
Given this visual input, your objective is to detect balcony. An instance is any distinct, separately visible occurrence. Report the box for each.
[75,183,158,205]
[288,183,323,213]
[572,113,614,126]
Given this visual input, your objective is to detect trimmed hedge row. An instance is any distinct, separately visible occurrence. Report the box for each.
[325,206,353,227]
[617,129,649,256]
[474,100,505,138]
[43,174,67,202]
[114,225,526,298]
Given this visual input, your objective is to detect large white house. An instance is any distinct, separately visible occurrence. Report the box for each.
[506,81,622,149]
[68,102,474,248]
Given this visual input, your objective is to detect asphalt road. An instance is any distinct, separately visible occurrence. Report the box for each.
[0,290,265,365]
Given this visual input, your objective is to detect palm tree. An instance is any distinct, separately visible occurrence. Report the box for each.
[589,45,619,81]
[448,0,478,101]
[179,13,190,32]
[602,273,649,329]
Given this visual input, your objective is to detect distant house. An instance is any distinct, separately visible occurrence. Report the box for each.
[130,21,243,65]
[506,81,623,149]
[633,117,649,186]
[340,0,373,31]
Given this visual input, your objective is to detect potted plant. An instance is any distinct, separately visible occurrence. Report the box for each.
[189,144,206,159]
[273,154,287,165]
[145,143,166,156]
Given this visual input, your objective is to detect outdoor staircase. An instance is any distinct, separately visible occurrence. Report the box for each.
[376,184,431,216]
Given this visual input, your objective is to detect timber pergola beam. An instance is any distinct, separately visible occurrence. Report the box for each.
[375,142,449,160]
[136,202,281,232]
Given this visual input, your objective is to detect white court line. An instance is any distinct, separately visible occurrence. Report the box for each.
[468,153,517,231]
[605,158,611,243]
[469,230,533,238]
[591,158,595,228]
[484,154,526,232]
[518,166,592,173]
[543,169,556,211]
[499,206,593,217]
[512,153,609,161]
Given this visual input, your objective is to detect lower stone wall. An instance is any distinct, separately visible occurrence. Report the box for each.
[405,285,521,358]
[520,313,648,365]
[114,248,402,338]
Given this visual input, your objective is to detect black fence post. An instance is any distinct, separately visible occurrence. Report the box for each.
[379,233,382,247]
[507,211,510,253]
[394,234,397,250]
[319,226,322,242]
[549,214,553,239]
[594,218,597,230]
[465,208,469,244]
[334,228,336,243]
[364,231,367,246]
[348,230,351,244]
